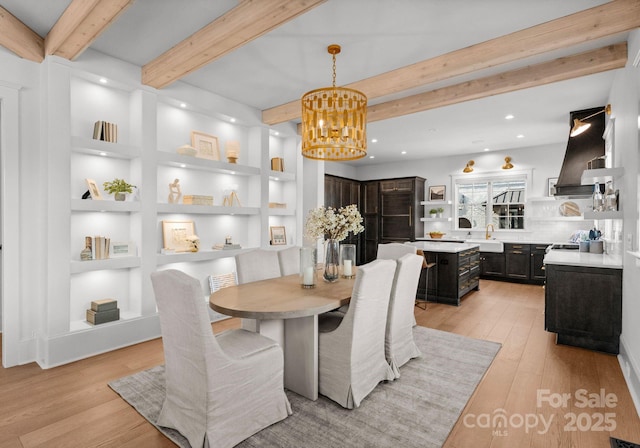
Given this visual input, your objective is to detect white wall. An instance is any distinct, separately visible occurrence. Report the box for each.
[610,29,640,417]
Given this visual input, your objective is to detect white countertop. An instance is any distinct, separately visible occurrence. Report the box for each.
[408,241,479,253]
[543,250,622,269]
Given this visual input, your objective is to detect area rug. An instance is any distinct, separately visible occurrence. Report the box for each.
[109,327,500,448]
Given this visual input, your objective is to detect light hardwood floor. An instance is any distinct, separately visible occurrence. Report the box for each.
[1,279,638,447]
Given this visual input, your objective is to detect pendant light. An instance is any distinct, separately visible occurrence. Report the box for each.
[301,45,367,161]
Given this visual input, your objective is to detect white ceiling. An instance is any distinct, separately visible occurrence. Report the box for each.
[2,0,625,166]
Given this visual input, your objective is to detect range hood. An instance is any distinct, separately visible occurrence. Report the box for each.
[554,106,606,197]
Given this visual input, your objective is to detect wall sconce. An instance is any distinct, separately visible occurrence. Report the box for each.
[463,160,475,173]
[570,104,611,137]
[502,156,514,170]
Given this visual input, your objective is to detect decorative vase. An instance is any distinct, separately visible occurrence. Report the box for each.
[115,192,126,201]
[323,239,340,282]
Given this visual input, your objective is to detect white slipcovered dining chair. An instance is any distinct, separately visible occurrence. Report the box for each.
[150,269,292,448]
[386,253,423,378]
[235,249,281,284]
[317,259,397,409]
[376,242,417,260]
[277,246,300,276]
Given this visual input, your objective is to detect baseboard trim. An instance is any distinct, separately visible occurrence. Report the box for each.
[618,335,640,419]
[37,315,161,369]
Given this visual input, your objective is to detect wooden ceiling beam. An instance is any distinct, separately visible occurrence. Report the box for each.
[45,0,134,60]
[264,0,640,125]
[366,43,627,123]
[142,0,327,89]
[0,6,44,62]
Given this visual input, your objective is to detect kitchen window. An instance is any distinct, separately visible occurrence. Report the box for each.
[454,174,528,230]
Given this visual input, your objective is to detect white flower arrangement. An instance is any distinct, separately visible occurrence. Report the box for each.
[304,204,364,242]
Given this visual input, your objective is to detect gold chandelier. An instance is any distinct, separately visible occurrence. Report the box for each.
[301,44,367,161]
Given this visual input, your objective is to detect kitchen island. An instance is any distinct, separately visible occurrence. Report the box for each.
[543,248,622,354]
[407,241,480,306]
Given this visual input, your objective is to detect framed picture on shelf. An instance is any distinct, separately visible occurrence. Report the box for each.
[109,241,137,257]
[547,177,558,196]
[270,226,287,245]
[429,185,445,201]
[85,178,103,200]
[191,130,220,161]
[162,220,196,252]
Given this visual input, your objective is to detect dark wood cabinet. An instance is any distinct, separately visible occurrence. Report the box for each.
[361,181,379,263]
[529,244,548,281]
[417,247,479,306]
[480,252,505,277]
[480,243,549,285]
[379,177,425,244]
[545,263,622,354]
[505,243,530,280]
[324,175,362,262]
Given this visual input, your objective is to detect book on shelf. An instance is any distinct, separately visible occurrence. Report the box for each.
[86,308,120,325]
[270,157,284,171]
[91,298,118,312]
[88,236,111,260]
[268,202,287,208]
[212,243,242,250]
[92,121,118,143]
[183,195,214,206]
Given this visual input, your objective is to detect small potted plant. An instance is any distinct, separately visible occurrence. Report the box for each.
[103,178,135,201]
[437,207,445,218]
[429,208,438,218]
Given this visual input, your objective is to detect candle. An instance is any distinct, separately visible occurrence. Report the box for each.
[303,266,314,285]
[343,260,352,276]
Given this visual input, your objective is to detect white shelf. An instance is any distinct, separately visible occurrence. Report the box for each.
[421,200,452,206]
[529,216,586,222]
[156,248,256,265]
[69,310,141,333]
[156,151,260,176]
[268,208,295,216]
[528,196,557,203]
[581,167,625,184]
[70,256,141,274]
[269,170,295,181]
[157,203,260,215]
[71,199,141,212]
[583,210,623,220]
[421,217,452,222]
[71,135,141,159]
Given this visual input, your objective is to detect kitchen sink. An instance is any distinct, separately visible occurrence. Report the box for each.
[464,238,504,253]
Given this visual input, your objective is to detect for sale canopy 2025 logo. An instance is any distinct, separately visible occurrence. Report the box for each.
[463,388,617,436]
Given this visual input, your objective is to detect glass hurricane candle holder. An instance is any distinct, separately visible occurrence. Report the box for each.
[300,246,317,288]
[340,244,356,279]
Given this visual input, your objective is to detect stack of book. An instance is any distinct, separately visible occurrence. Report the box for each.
[86,299,119,325]
[268,202,287,208]
[183,195,213,206]
[93,121,118,143]
[86,236,110,260]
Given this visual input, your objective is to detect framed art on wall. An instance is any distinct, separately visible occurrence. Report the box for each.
[270,226,287,245]
[162,220,196,252]
[191,130,220,161]
[429,185,446,201]
[109,241,137,257]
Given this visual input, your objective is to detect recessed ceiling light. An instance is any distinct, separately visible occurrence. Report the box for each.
[401,151,407,154]
[369,155,375,159]
[180,164,186,168]
[371,138,378,143]
[517,134,524,139]
[231,171,236,175]
[274,131,279,136]
[274,177,279,181]
[484,148,490,152]
[230,117,236,123]
[180,103,186,108]
[505,114,514,120]
[99,152,107,156]
[99,78,107,84]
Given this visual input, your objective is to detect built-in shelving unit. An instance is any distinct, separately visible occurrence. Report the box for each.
[42,58,302,367]
[420,200,452,222]
[581,167,624,220]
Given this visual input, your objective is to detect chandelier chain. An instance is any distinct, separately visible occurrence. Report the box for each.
[332,53,337,87]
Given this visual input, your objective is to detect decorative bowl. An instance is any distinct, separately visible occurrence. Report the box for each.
[177,145,197,156]
[429,232,445,239]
